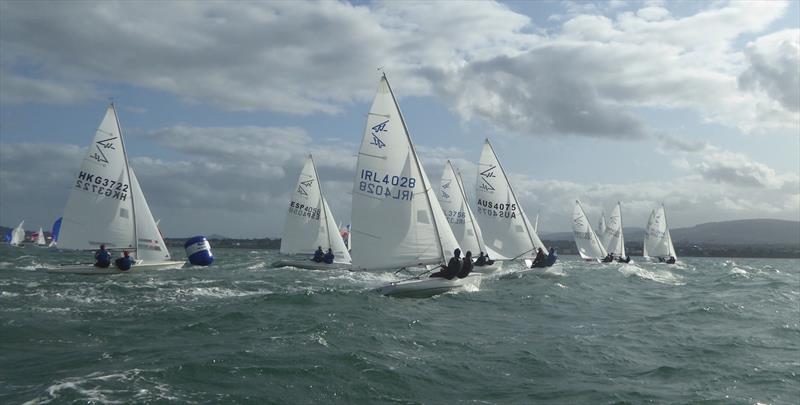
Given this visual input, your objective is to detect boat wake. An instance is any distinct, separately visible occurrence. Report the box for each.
[618,263,685,285]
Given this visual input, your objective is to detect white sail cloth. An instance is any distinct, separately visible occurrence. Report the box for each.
[572,200,608,260]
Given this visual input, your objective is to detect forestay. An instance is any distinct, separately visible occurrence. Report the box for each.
[475,139,546,260]
[438,160,486,256]
[603,202,626,257]
[572,200,608,260]
[351,75,458,270]
[58,105,136,252]
[643,204,676,259]
[280,155,351,263]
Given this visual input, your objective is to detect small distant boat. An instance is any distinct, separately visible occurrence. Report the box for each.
[351,74,479,297]
[34,227,46,246]
[643,204,677,264]
[48,217,62,248]
[476,139,550,269]
[9,220,25,247]
[273,154,352,270]
[43,104,184,274]
[602,202,631,263]
[572,200,608,262]
[438,160,501,273]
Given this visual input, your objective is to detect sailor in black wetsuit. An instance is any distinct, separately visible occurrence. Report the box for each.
[475,252,487,266]
[430,248,462,280]
[312,246,324,262]
[457,251,473,278]
[531,248,546,268]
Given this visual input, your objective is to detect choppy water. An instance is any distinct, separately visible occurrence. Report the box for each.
[1,246,798,404]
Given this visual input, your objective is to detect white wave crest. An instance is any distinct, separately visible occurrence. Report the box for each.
[618,264,685,285]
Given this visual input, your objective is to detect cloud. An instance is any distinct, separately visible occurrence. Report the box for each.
[694,150,789,189]
[739,29,800,112]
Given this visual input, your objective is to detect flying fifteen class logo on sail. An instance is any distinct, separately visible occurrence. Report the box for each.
[297,179,314,197]
[89,135,117,165]
[441,179,451,199]
[370,120,388,149]
[479,165,496,192]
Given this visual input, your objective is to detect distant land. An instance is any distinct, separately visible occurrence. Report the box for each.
[2,219,798,258]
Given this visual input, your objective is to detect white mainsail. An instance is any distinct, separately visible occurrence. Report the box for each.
[644,204,676,259]
[603,202,626,258]
[438,160,486,256]
[36,227,46,246]
[475,139,546,260]
[58,105,135,252]
[597,211,609,248]
[351,74,458,270]
[10,221,25,246]
[572,200,608,260]
[280,155,351,263]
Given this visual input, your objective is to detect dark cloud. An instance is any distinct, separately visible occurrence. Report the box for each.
[739,29,800,113]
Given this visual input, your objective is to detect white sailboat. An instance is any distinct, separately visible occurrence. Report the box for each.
[35,227,46,246]
[597,210,609,248]
[44,104,184,274]
[274,154,352,270]
[572,200,608,261]
[643,204,677,263]
[9,220,25,246]
[475,139,549,268]
[438,160,501,272]
[602,202,631,263]
[351,74,479,297]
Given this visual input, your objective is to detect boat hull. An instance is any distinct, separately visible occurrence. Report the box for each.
[376,274,481,298]
[271,259,351,270]
[472,261,503,273]
[44,260,187,274]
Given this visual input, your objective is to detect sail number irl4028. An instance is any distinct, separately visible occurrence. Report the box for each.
[74,171,129,201]
[358,169,415,201]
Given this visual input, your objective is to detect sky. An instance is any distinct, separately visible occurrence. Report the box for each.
[0,0,798,239]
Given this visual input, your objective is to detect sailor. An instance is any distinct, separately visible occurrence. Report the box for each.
[430,248,461,280]
[457,251,473,278]
[531,247,546,268]
[617,255,631,263]
[115,250,133,271]
[312,246,324,262]
[546,247,558,266]
[602,252,615,263]
[323,248,334,264]
[666,256,676,264]
[475,252,487,266]
[94,244,111,268]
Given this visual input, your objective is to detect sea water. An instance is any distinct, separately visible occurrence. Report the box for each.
[0,246,797,404]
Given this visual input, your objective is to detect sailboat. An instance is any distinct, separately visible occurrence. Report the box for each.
[602,202,631,263]
[9,221,25,246]
[44,104,185,274]
[572,200,608,262]
[643,204,677,263]
[597,210,609,248]
[351,74,479,297]
[438,160,501,272]
[273,154,352,269]
[48,217,62,247]
[475,139,550,269]
[35,227,46,246]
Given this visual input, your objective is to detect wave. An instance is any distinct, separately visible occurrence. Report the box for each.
[618,264,685,285]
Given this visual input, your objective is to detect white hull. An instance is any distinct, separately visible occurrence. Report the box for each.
[44,260,186,274]
[376,274,481,298]
[271,259,351,270]
[471,261,503,273]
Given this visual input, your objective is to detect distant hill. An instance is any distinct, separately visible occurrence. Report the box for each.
[542,219,799,245]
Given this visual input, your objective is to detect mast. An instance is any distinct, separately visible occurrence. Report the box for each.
[453,163,485,253]
[309,154,333,251]
[487,139,539,255]
[113,102,138,256]
[384,73,447,262]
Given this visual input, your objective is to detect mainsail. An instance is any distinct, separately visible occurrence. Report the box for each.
[438,160,486,256]
[35,227,46,246]
[475,139,546,259]
[572,200,608,260]
[351,74,458,270]
[10,221,25,246]
[49,217,62,247]
[603,202,626,257]
[644,204,676,259]
[280,155,351,263]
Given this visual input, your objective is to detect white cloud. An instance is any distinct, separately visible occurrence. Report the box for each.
[739,29,800,112]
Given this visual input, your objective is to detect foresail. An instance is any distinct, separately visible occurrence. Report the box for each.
[598,212,609,248]
[130,169,171,261]
[351,75,456,270]
[572,200,607,260]
[475,140,544,259]
[439,161,483,255]
[321,194,352,263]
[58,105,135,250]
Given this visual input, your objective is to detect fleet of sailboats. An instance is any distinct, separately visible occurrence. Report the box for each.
[4,75,686,293]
